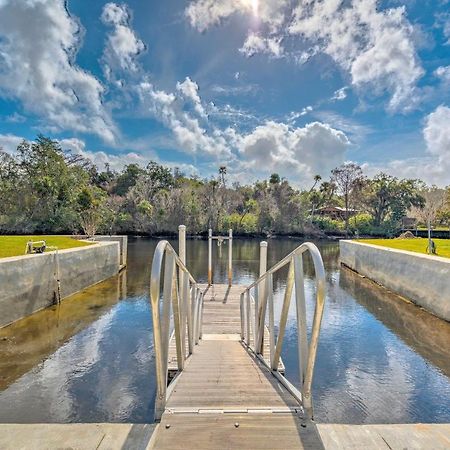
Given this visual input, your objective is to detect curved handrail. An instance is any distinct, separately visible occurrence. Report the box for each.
[150,240,203,421]
[240,242,326,420]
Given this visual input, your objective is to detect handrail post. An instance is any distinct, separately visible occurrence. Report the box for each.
[239,241,327,420]
[228,229,233,286]
[256,241,268,354]
[178,225,186,265]
[208,228,212,285]
[293,253,308,398]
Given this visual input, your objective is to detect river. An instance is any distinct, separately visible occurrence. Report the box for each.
[0,237,449,424]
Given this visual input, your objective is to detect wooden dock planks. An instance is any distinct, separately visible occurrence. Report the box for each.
[166,340,297,411]
[152,284,320,449]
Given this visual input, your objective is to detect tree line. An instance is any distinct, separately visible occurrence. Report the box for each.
[0,136,449,237]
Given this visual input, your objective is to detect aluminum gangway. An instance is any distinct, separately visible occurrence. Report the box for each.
[147,226,326,449]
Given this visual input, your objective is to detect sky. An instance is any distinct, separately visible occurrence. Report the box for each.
[0,0,449,187]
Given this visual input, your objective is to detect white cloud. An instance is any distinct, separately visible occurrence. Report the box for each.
[331,87,348,101]
[237,121,350,184]
[0,0,117,143]
[286,107,313,125]
[5,112,26,123]
[442,14,450,44]
[185,0,288,33]
[137,81,231,157]
[0,133,23,154]
[423,105,450,167]
[211,84,259,96]
[186,1,423,111]
[136,74,351,186]
[362,106,450,186]
[239,33,283,58]
[101,3,145,80]
[60,138,155,171]
[434,65,450,84]
[176,77,207,118]
[289,1,423,111]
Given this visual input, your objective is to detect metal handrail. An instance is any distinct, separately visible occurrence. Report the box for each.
[150,239,203,421]
[240,242,326,420]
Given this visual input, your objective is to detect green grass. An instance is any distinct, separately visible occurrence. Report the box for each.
[358,238,450,259]
[0,235,93,258]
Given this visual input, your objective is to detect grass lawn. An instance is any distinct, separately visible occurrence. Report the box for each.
[358,238,450,259]
[0,236,93,258]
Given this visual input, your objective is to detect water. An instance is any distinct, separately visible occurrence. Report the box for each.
[0,237,449,424]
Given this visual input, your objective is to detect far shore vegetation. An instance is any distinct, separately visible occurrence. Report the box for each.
[358,238,450,259]
[1,135,449,239]
[0,236,92,258]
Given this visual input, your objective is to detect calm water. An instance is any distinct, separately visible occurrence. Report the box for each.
[1,237,450,424]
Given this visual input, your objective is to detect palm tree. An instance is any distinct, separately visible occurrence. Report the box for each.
[309,174,322,193]
[219,166,227,187]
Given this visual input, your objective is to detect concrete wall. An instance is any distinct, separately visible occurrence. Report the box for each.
[340,240,450,322]
[64,235,128,268]
[93,236,127,268]
[0,242,120,328]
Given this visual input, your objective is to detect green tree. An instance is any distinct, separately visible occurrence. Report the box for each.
[331,163,364,236]
[364,174,425,227]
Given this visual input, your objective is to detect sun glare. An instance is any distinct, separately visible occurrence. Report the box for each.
[241,0,259,16]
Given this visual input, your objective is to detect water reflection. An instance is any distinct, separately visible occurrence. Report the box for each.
[0,237,449,424]
[0,272,127,391]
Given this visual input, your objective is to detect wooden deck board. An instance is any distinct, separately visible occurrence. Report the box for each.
[166,340,297,410]
[156,284,304,448]
[150,413,324,450]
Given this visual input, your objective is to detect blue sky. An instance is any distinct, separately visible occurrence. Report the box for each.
[0,0,449,186]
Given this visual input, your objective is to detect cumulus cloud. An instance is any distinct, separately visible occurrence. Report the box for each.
[363,106,450,186]
[240,33,283,58]
[176,77,207,118]
[237,121,350,184]
[186,0,423,111]
[137,81,231,157]
[0,133,24,154]
[0,0,117,143]
[434,65,450,84]
[60,137,155,171]
[423,106,450,167]
[289,1,423,111]
[136,73,350,186]
[101,2,145,80]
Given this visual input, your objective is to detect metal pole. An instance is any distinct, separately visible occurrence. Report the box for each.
[208,228,212,285]
[178,225,186,265]
[178,224,188,356]
[228,229,233,286]
[255,241,268,353]
[259,241,267,276]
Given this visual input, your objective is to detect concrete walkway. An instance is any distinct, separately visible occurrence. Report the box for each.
[1,423,450,449]
[0,423,156,450]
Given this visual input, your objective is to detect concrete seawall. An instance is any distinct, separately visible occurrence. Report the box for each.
[0,241,120,328]
[340,240,450,322]
[94,236,127,268]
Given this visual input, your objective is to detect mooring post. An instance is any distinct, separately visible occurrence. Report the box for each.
[208,228,212,285]
[228,229,233,286]
[259,241,268,277]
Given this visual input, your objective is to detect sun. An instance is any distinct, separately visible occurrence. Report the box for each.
[241,0,259,16]
[251,0,259,16]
